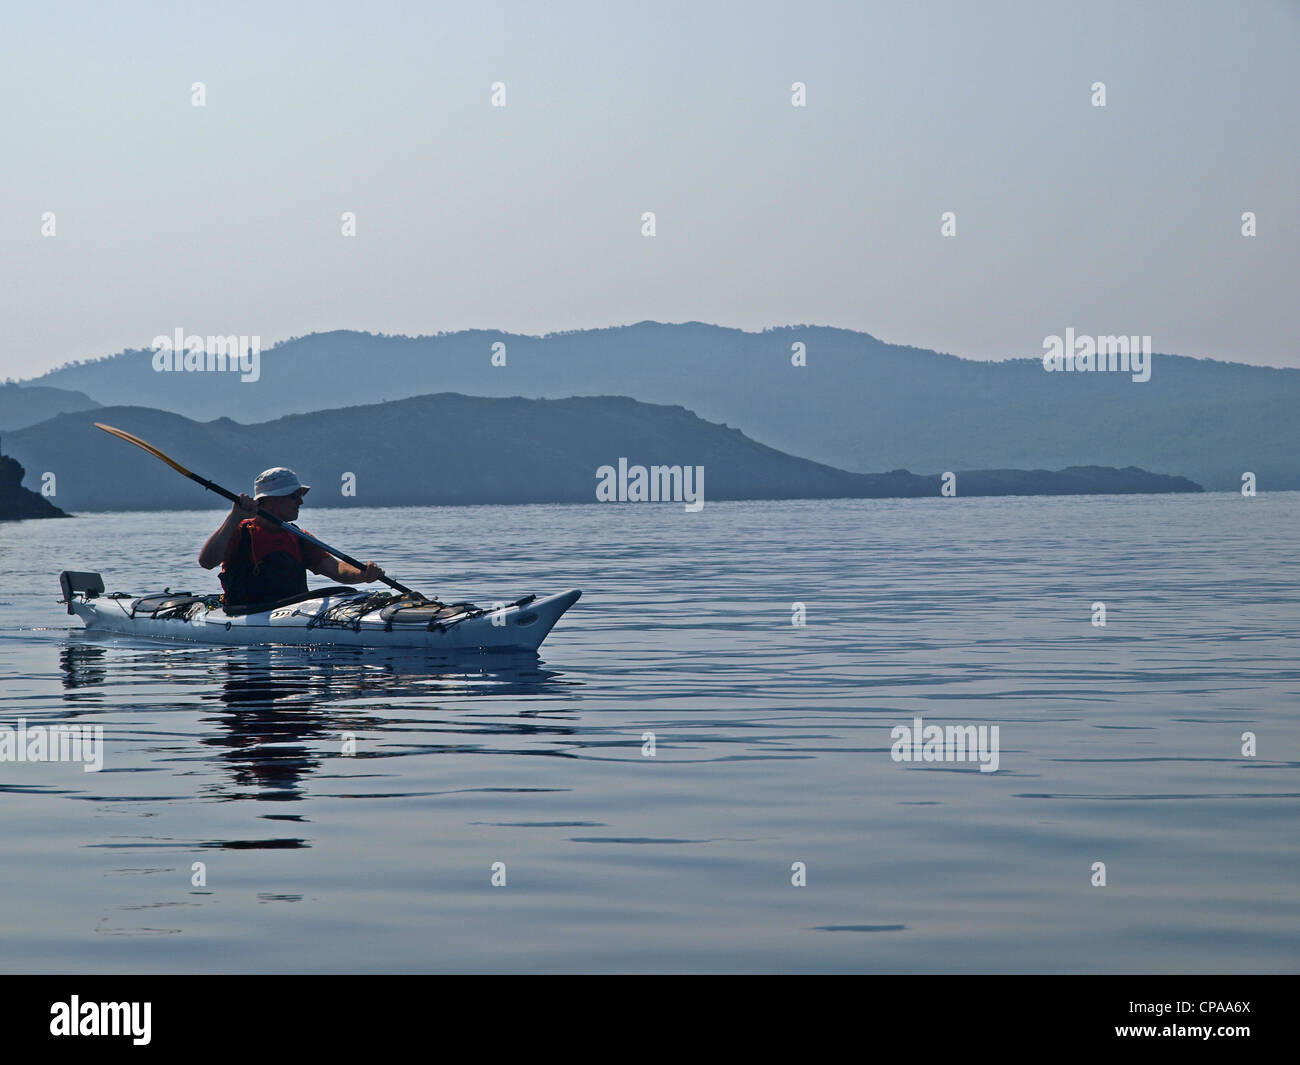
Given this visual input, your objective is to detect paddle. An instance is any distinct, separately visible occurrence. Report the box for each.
[94,422,427,600]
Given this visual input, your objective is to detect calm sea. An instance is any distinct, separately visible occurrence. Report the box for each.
[1,494,1297,973]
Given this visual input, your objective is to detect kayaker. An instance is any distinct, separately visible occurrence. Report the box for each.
[198,467,384,609]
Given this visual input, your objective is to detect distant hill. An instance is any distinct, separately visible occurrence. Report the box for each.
[23,324,1298,490]
[1,395,1198,512]
[0,383,100,431]
[0,454,69,520]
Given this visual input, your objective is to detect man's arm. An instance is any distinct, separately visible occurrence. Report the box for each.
[314,553,385,585]
[198,495,257,569]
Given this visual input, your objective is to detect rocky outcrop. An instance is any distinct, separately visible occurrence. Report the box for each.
[0,453,69,519]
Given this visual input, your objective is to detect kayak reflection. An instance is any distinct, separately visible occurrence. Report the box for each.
[200,647,576,800]
[59,643,108,694]
[56,637,581,802]
[205,661,329,797]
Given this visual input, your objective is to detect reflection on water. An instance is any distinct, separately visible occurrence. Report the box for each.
[59,644,108,694]
[56,637,578,804]
[207,666,327,799]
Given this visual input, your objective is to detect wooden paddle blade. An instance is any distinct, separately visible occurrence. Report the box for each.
[94,422,195,478]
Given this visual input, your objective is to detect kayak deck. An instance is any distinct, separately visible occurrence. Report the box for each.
[60,572,581,653]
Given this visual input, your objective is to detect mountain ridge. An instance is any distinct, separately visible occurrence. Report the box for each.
[22,323,1295,491]
[1,394,1201,513]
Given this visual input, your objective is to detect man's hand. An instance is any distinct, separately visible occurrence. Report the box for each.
[231,493,257,517]
[360,562,385,583]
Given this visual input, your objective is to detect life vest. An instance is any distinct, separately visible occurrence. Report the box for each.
[220,518,308,608]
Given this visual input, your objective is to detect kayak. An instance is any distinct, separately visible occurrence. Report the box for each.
[59,571,580,653]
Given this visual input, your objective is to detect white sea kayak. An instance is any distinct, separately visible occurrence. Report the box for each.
[60,571,580,653]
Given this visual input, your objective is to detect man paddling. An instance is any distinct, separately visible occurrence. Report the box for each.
[198,467,383,610]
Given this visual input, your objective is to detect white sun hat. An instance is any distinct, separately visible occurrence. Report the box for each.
[253,467,311,499]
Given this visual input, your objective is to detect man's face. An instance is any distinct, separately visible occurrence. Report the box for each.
[260,489,305,521]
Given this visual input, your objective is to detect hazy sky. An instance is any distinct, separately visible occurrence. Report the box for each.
[2,0,1297,379]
